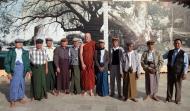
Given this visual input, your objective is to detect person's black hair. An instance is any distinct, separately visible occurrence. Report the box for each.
[174,38,182,44]
[126,42,134,46]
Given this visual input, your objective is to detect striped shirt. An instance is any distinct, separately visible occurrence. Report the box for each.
[29,47,47,65]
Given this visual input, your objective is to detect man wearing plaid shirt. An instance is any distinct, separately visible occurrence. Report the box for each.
[29,39,48,101]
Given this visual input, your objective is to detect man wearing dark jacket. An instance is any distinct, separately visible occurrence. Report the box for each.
[163,38,189,104]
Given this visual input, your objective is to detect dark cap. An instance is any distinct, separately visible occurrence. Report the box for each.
[36,39,43,44]
[147,40,155,45]
[60,38,68,42]
[15,39,24,43]
[45,38,53,42]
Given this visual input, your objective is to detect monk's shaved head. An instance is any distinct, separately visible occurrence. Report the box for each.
[84,33,92,42]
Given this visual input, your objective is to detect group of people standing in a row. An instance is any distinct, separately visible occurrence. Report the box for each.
[4,32,189,108]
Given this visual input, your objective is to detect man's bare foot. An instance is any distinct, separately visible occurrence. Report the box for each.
[52,90,58,96]
[50,91,55,95]
[123,97,128,101]
[44,95,48,99]
[81,92,87,96]
[55,90,60,96]
[118,95,122,99]
[30,98,34,102]
[143,95,150,101]
[65,91,70,94]
[55,92,59,96]
[90,92,94,96]
[19,99,27,104]
[152,96,160,101]
[10,101,15,108]
[131,98,138,102]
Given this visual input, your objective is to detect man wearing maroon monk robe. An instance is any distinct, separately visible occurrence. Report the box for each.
[80,33,96,96]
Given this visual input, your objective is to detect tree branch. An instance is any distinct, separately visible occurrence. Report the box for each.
[63,1,88,24]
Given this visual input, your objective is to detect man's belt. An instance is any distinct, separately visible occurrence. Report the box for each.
[30,63,45,68]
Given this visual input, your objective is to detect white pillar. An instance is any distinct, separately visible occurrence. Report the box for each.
[103,1,109,50]
[170,4,174,46]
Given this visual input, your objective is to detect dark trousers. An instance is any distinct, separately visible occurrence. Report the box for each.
[166,74,182,102]
[70,65,81,94]
[110,65,121,96]
[57,60,70,91]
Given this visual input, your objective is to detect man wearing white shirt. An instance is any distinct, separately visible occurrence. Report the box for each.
[95,39,109,96]
[120,42,140,102]
[15,48,23,63]
[45,38,56,95]
[4,39,31,107]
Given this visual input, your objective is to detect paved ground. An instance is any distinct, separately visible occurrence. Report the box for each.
[0,73,190,111]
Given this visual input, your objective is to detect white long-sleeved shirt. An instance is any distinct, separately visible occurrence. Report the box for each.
[15,48,23,63]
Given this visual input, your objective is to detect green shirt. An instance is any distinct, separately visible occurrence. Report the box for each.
[4,48,31,75]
